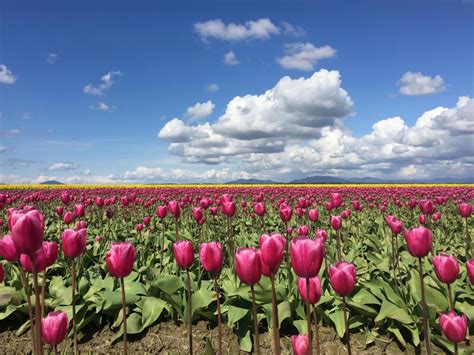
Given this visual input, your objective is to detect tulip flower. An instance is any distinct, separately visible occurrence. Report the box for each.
[330,193,342,208]
[259,234,286,354]
[459,203,472,259]
[0,234,20,261]
[173,240,194,354]
[297,276,322,354]
[297,225,309,237]
[439,311,467,353]
[330,261,356,354]
[63,212,74,225]
[315,229,327,243]
[419,199,435,215]
[433,254,460,311]
[156,205,167,219]
[235,248,262,355]
[279,203,292,223]
[254,202,266,216]
[73,204,85,218]
[55,206,64,217]
[106,209,114,219]
[199,242,223,354]
[42,311,69,352]
[10,209,44,256]
[404,226,433,353]
[308,209,319,222]
[466,258,474,285]
[106,242,136,355]
[168,200,181,241]
[291,335,310,355]
[136,223,143,232]
[143,216,151,225]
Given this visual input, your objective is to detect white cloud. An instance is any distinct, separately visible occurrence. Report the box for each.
[0,145,6,153]
[82,169,91,175]
[277,42,336,71]
[1,129,21,137]
[185,100,215,120]
[48,162,80,171]
[83,71,122,96]
[207,83,219,91]
[47,53,57,64]
[398,72,446,96]
[224,51,239,65]
[0,64,17,84]
[90,102,115,112]
[194,18,280,41]
[281,22,306,37]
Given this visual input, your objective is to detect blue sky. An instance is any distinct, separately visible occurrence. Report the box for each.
[1,0,473,183]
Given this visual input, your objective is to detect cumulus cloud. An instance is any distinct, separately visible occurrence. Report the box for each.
[281,22,306,37]
[224,51,239,65]
[48,162,80,171]
[0,64,17,84]
[90,102,115,112]
[185,100,215,120]
[277,43,336,71]
[83,71,122,96]
[207,83,219,91]
[194,18,280,41]
[47,53,57,64]
[398,72,445,96]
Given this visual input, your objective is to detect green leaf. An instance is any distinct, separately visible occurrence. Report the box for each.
[227,306,249,328]
[192,288,215,317]
[239,330,252,353]
[277,301,291,328]
[388,324,406,347]
[141,297,167,328]
[327,309,346,338]
[154,275,183,295]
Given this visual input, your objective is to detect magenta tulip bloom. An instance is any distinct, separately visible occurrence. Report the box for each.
[330,215,342,231]
[315,228,328,242]
[290,237,325,278]
[143,216,151,225]
[221,201,236,218]
[168,200,181,219]
[55,206,64,216]
[20,248,47,273]
[404,227,432,258]
[60,193,71,205]
[432,254,459,284]
[254,202,266,216]
[259,233,286,274]
[192,207,203,222]
[418,214,426,224]
[136,223,143,232]
[73,204,85,218]
[296,225,309,237]
[61,228,87,259]
[10,209,44,256]
[235,247,262,285]
[42,241,58,268]
[308,209,319,222]
[0,235,20,261]
[329,261,357,297]
[156,205,167,219]
[459,203,472,218]
[388,219,403,234]
[106,242,136,278]
[279,203,292,222]
[42,311,69,345]
[330,193,342,208]
[173,241,194,269]
[291,335,310,355]
[466,258,474,284]
[297,276,322,304]
[439,311,467,343]
[63,212,74,225]
[199,242,222,274]
[419,200,435,215]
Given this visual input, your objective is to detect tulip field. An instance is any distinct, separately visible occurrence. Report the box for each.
[0,184,473,355]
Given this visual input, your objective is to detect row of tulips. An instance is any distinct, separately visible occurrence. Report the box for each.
[0,188,473,354]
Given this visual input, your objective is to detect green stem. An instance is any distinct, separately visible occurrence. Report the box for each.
[20,267,36,354]
[465,217,472,259]
[418,257,432,355]
[30,260,43,355]
[342,296,351,355]
[313,306,320,355]
[186,269,193,355]
[71,260,77,355]
[214,277,222,355]
[305,278,313,355]
[270,273,281,355]
[250,285,260,355]
[120,277,128,355]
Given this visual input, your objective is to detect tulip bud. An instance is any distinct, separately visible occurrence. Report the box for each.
[259,234,286,275]
[330,215,342,230]
[439,311,467,343]
[199,242,222,274]
[10,210,44,256]
[418,214,426,224]
[192,207,203,222]
[459,203,472,218]
[168,200,181,219]
[106,242,136,278]
[330,193,342,208]
[291,335,310,355]
[210,206,218,216]
[74,204,85,218]
[55,206,64,217]
[42,311,69,345]
[296,225,309,237]
[136,223,143,232]
[143,216,151,225]
[315,229,327,242]
[20,248,47,273]
[290,237,325,278]
[156,205,167,219]
[432,254,459,284]
[329,261,356,297]
[0,234,20,261]
[42,241,58,268]
[419,200,435,215]
[297,276,322,304]
[173,241,194,269]
[308,209,318,222]
[235,247,262,285]
[279,203,292,222]
[63,212,74,224]
[61,229,87,259]
[341,209,350,219]
[404,227,432,258]
[221,201,236,218]
[325,201,332,212]
[254,202,266,216]
[466,258,474,284]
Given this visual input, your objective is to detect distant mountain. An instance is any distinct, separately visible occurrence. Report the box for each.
[39,180,64,185]
[290,175,347,184]
[225,178,278,184]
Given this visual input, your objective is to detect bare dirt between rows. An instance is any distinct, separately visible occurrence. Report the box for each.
[1,319,471,354]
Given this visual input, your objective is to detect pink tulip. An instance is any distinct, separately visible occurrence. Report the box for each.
[20,248,47,273]
[297,276,322,304]
[330,193,342,208]
[106,209,114,219]
[418,214,426,224]
[259,234,286,274]
[156,205,167,219]
[308,209,318,222]
[254,202,266,216]
[221,201,236,218]
[106,242,136,278]
[63,212,74,224]
[290,237,325,278]
[168,200,181,219]
[61,229,87,259]
[404,227,432,258]
[173,241,194,269]
[439,311,467,343]
[75,220,87,230]
[330,215,342,231]
[419,200,435,215]
[10,209,44,256]
[210,206,218,216]
[193,207,203,222]
[279,203,292,222]
[235,247,262,285]
[296,225,309,237]
[291,335,310,355]
[329,261,357,297]
[432,254,459,284]
[341,209,350,219]
[324,201,332,212]
[136,223,143,232]
[143,216,151,225]
[55,206,64,216]
[42,311,69,345]
[42,241,58,268]
[199,242,222,274]
[60,193,70,205]
[0,235,20,261]
[459,203,472,218]
[73,204,85,218]
[389,219,403,234]
[466,258,474,284]
[315,228,327,242]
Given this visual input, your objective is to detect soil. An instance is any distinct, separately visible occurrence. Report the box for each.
[0,319,470,354]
